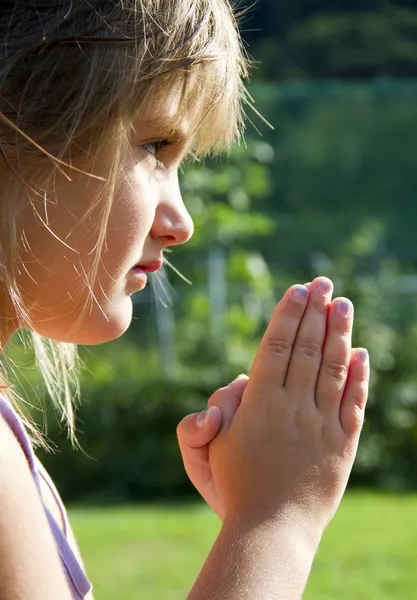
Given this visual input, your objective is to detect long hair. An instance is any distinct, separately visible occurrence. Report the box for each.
[0,0,250,448]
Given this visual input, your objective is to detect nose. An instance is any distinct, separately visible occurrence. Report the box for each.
[151,173,194,247]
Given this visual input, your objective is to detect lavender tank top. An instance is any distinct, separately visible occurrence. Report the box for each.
[0,395,93,599]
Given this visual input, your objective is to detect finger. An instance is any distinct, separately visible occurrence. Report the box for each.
[176,410,224,520]
[208,374,248,430]
[340,348,369,437]
[315,298,353,415]
[176,406,222,451]
[285,277,333,391]
[249,285,309,389]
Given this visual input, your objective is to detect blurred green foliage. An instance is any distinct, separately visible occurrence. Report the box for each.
[243,1,417,80]
[9,81,417,501]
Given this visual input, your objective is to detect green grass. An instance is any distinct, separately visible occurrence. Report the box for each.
[69,492,417,600]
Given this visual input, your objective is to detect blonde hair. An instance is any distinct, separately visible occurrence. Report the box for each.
[0,0,250,449]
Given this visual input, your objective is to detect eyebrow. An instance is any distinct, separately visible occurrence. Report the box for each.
[139,117,192,142]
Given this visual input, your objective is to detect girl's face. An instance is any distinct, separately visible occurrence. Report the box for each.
[13,95,194,345]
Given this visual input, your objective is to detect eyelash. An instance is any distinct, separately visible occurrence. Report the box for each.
[142,139,171,157]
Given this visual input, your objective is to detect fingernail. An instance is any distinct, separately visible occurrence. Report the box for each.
[318,279,333,294]
[358,349,368,363]
[290,285,308,302]
[232,374,245,383]
[196,409,208,428]
[336,300,353,316]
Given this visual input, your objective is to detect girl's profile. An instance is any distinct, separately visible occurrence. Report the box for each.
[0,2,369,598]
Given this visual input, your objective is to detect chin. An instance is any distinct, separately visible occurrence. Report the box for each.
[31,297,134,346]
[76,298,134,345]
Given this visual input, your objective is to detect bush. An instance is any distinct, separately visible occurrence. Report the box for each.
[38,376,228,503]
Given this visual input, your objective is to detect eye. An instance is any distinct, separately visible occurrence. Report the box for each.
[142,139,171,157]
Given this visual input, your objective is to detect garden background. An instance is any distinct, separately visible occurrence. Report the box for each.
[10,1,417,598]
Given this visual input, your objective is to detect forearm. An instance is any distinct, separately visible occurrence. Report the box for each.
[187,515,321,600]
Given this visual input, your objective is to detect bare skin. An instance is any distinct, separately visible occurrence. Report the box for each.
[0,92,367,597]
[178,277,369,599]
[0,275,367,599]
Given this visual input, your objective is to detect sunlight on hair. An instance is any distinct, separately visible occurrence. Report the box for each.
[150,269,174,309]
[149,253,193,308]
[163,256,192,286]
[0,0,251,445]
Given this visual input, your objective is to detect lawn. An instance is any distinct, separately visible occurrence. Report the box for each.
[69,492,417,599]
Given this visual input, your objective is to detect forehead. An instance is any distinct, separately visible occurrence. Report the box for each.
[133,74,206,141]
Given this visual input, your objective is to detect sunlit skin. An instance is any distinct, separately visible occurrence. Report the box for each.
[0,92,369,566]
[0,95,194,347]
[0,89,228,524]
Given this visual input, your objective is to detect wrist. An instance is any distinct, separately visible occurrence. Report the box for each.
[188,507,322,600]
[222,506,323,557]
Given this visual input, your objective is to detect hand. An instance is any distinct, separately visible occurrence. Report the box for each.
[208,277,369,534]
[176,375,248,520]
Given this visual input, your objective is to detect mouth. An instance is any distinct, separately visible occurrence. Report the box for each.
[135,258,164,273]
[127,257,164,292]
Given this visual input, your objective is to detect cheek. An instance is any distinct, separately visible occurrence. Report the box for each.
[14,210,95,327]
[13,162,156,343]
[102,166,156,274]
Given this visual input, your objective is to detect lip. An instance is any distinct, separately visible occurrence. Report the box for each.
[135,258,164,273]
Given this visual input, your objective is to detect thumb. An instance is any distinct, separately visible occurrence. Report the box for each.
[208,374,249,430]
[176,406,222,451]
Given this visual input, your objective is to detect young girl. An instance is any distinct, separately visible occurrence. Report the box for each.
[0,1,369,599]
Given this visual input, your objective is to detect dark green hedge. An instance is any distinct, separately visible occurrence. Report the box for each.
[38,377,222,503]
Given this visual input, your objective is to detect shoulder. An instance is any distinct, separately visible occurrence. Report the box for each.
[0,414,73,599]
[35,456,87,568]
